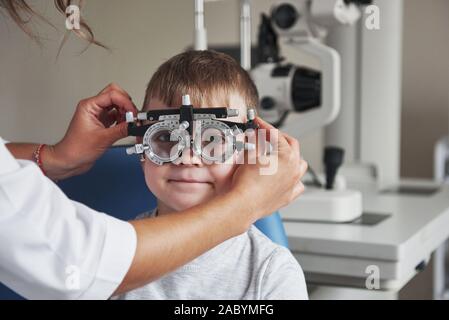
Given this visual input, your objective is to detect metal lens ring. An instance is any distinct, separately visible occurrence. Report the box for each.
[143,120,186,165]
[199,119,236,163]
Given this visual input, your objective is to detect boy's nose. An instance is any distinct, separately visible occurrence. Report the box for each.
[174,146,203,166]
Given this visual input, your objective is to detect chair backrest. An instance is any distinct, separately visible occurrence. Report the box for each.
[58,146,157,220]
[254,213,289,248]
[0,145,289,299]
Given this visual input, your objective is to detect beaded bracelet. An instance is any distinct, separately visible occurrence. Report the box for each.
[33,144,47,176]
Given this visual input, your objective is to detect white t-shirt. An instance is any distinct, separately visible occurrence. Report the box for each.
[118,210,308,300]
[0,137,136,299]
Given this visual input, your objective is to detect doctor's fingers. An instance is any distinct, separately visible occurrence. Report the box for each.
[79,90,137,117]
[99,109,121,128]
[254,117,301,159]
[99,83,133,101]
[281,132,300,151]
[284,158,307,202]
[254,116,275,131]
[299,158,308,180]
[290,181,306,203]
[254,117,282,147]
[100,121,130,145]
[98,83,136,122]
[278,132,301,161]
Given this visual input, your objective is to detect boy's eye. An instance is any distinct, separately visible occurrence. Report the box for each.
[208,135,223,143]
[204,134,226,145]
[156,132,172,142]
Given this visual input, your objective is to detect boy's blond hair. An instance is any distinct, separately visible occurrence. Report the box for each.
[143,50,259,111]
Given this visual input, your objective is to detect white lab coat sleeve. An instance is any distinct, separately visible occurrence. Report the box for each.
[0,139,137,299]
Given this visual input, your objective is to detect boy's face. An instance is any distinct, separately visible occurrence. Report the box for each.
[141,94,247,213]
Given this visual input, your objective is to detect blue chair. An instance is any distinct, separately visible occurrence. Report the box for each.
[0,145,288,299]
[254,214,289,248]
[58,146,158,221]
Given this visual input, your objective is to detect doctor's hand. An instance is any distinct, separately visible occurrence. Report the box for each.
[47,83,137,179]
[231,117,308,227]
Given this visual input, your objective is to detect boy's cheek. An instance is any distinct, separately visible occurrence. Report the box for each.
[211,163,238,189]
[143,161,166,188]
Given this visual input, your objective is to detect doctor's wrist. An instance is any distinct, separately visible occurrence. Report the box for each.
[5,142,89,180]
[221,189,258,234]
[43,144,88,180]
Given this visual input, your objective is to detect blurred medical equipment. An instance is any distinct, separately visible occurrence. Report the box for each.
[251,1,348,132]
[433,137,449,299]
[281,145,363,222]
[125,95,258,165]
[194,0,208,50]
[244,0,368,223]
[434,137,449,185]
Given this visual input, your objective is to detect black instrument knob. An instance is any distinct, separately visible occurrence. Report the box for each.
[324,147,345,190]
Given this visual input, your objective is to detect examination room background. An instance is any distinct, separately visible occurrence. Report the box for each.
[0,0,448,299]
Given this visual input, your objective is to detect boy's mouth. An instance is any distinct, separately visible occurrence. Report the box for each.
[167,170,213,186]
[167,179,214,191]
[168,179,212,184]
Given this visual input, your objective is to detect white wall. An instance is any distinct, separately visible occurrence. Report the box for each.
[0,0,195,144]
[400,0,449,179]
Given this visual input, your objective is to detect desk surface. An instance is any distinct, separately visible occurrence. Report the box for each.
[282,181,449,288]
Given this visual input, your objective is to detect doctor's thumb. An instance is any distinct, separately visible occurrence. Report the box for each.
[103,121,129,145]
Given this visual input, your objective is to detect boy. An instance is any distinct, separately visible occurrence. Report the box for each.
[119,50,308,300]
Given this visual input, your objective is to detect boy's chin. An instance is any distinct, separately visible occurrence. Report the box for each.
[168,196,212,212]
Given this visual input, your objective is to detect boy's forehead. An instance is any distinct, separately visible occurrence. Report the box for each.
[147,94,247,122]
